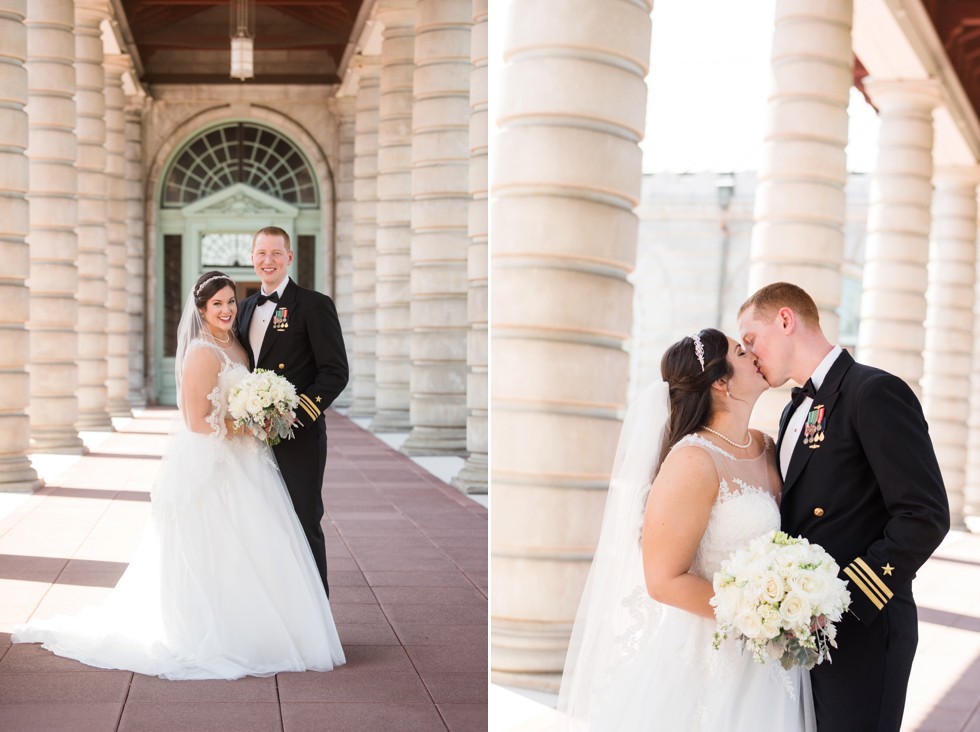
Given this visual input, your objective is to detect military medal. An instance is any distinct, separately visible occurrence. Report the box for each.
[804,404,825,448]
[273,306,289,331]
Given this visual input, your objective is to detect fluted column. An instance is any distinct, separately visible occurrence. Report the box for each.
[491,0,652,690]
[103,54,130,417]
[857,80,941,397]
[922,168,978,529]
[400,0,472,455]
[331,97,356,409]
[0,0,41,490]
[452,0,488,493]
[749,0,853,339]
[74,0,111,430]
[371,0,415,433]
[125,99,146,407]
[26,0,84,453]
[349,58,381,418]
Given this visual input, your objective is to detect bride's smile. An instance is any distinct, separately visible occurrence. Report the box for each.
[200,285,237,340]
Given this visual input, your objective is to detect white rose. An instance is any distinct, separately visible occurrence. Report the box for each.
[712,586,740,622]
[734,609,764,639]
[760,571,785,603]
[779,591,811,628]
[761,617,782,640]
[798,571,829,607]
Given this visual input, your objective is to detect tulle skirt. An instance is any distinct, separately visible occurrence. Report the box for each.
[13,430,345,680]
[590,607,815,731]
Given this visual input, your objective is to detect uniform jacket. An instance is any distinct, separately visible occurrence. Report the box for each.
[235,279,348,428]
[777,350,949,624]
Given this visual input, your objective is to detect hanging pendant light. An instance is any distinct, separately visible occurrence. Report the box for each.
[230,0,255,81]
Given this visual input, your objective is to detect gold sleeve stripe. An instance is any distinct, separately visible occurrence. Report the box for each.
[843,566,885,610]
[850,559,892,603]
[300,394,320,415]
[847,561,889,606]
[299,394,321,418]
[298,401,318,421]
[853,557,893,599]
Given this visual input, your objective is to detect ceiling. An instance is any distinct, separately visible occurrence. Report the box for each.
[116,0,366,85]
[925,1,980,122]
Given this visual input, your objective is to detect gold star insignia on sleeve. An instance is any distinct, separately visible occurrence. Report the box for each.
[316,396,322,403]
[882,563,894,576]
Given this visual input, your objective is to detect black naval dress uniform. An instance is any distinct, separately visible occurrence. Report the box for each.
[777,349,949,732]
[235,278,348,598]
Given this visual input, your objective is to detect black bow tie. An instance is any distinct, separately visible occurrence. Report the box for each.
[256,291,279,306]
[790,379,816,411]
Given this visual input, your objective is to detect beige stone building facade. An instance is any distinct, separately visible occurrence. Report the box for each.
[0,0,487,494]
[492,0,980,690]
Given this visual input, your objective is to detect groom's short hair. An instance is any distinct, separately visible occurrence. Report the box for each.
[739,282,820,328]
[252,226,292,252]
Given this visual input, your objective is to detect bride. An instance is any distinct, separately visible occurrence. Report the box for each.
[557,328,815,730]
[13,271,346,679]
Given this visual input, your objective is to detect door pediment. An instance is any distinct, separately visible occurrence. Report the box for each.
[182,183,299,218]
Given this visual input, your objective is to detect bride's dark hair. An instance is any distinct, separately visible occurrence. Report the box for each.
[193,270,236,309]
[657,328,734,467]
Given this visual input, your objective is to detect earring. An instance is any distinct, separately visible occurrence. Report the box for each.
[726,386,733,399]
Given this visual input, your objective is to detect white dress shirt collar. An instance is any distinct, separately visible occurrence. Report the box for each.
[808,344,843,391]
[261,276,290,300]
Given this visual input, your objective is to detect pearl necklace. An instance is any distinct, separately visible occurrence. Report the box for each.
[208,330,231,344]
[701,425,753,450]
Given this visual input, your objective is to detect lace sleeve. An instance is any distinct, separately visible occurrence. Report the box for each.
[179,343,226,437]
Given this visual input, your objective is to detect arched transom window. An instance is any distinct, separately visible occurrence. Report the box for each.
[162,123,318,207]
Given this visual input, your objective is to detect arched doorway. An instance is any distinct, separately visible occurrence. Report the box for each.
[155,122,323,404]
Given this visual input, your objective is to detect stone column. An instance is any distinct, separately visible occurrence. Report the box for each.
[103,54,130,418]
[401,0,471,455]
[749,0,853,340]
[0,0,41,490]
[26,0,84,453]
[922,167,978,529]
[370,0,415,433]
[856,80,941,397]
[331,96,356,409]
[349,58,381,418]
[966,268,980,521]
[452,0,488,493]
[748,0,853,435]
[74,0,112,430]
[125,99,146,407]
[491,0,652,690]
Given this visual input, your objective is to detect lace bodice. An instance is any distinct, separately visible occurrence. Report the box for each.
[671,434,781,581]
[180,339,250,438]
[205,358,250,437]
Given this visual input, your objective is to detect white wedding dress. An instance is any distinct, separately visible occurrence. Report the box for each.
[589,434,815,731]
[13,341,346,679]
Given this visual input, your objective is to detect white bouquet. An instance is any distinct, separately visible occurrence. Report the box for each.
[227,369,300,446]
[711,530,851,670]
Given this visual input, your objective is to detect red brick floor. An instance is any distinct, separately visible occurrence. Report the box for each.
[0,408,488,732]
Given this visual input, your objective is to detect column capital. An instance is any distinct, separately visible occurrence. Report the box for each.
[864,78,943,112]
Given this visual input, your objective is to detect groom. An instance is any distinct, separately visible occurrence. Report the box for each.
[738,282,949,732]
[235,226,348,598]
